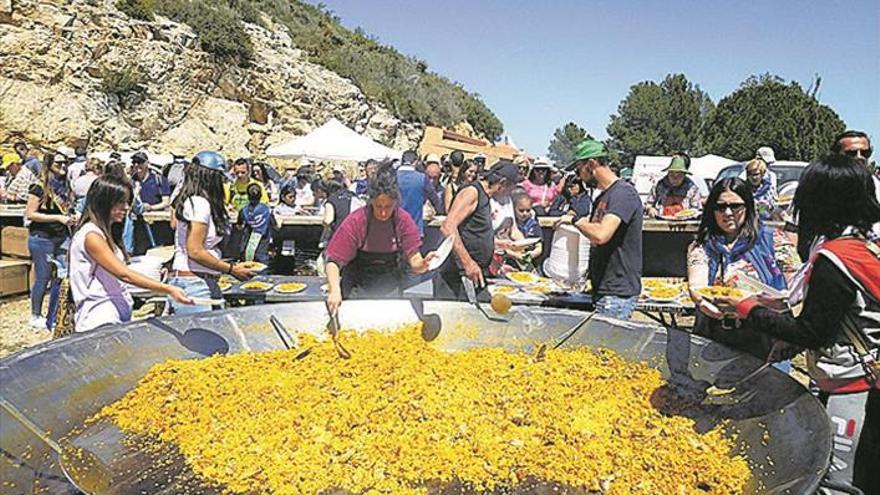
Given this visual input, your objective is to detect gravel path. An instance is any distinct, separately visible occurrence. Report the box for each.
[0,295,50,358]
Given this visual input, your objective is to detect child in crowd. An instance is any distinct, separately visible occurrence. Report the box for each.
[502,193,543,273]
[237,183,272,264]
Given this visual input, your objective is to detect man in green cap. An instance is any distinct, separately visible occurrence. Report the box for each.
[645,153,702,218]
[556,139,643,319]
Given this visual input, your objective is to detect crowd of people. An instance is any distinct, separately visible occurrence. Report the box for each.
[1,128,878,493]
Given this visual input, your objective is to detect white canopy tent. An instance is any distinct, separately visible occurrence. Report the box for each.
[265,119,401,161]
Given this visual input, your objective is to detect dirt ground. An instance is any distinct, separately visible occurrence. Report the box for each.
[0,295,50,358]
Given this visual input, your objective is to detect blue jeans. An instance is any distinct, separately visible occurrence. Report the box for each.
[593,295,637,320]
[167,276,223,315]
[28,234,67,317]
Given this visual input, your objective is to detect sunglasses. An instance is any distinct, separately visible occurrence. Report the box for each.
[714,202,746,214]
[844,148,873,159]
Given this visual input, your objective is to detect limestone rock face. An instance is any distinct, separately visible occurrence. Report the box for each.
[0,0,423,156]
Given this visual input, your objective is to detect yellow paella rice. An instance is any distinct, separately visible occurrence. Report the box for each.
[96,325,750,495]
[695,286,745,299]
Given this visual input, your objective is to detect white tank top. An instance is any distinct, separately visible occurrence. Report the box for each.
[70,222,133,331]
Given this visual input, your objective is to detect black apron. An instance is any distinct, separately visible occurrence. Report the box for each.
[340,207,404,299]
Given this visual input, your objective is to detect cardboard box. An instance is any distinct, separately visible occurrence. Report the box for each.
[0,258,31,296]
[1,226,30,258]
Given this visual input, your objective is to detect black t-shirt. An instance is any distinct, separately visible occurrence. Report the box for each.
[27,184,70,238]
[589,179,643,297]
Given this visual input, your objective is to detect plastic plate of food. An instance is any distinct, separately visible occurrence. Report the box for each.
[695,286,748,299]
[645,287,682,303]
[506,271,540,286]
[218,276,236,292]
[660,209,700,221]
[239,261,267,272]
[241,281,272,292]
[510,237,542,248]
[274,282,307,294]
[488,285,519,296]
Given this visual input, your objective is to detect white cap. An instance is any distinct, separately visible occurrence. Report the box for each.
[756,146,776,164]
[425,153,441,164]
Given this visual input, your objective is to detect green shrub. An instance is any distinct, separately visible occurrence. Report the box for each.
[155,0,253,63]
[115,0,155,20]
[249,0,504,139]
[100,65,145,101]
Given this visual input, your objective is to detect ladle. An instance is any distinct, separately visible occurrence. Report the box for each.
[410,299,442,341]
[705,341,782,396]
[534,311,596,362]
[0,397,112,495]
[461,276,509,322]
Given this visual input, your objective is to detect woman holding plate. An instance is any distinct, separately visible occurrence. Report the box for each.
[324,163,435,316]
[169,151,256,314]
[686,177,793,361]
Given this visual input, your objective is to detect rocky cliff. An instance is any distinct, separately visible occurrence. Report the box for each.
[0,0,423,157]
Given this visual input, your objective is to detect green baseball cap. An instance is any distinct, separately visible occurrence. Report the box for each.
[567,139,608,170]
[662,156,690,174]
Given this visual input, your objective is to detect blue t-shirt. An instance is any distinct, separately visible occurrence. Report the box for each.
[517,216,541,239]
[589,179,643,298]
[239,203,271,236]
[397,166,442,235]
[138,172,170,205]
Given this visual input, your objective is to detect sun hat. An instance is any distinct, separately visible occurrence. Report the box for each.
[662,156,690,174]
[2,153,21,168]
[566,139,608,170]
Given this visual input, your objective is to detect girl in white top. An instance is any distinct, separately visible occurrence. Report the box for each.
[70,174,191,331]
[168,151,254,315]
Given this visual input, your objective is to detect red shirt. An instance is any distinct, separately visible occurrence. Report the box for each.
[325,206,422,267]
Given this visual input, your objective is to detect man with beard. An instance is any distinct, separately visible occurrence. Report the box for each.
[556,139,643,319]
[832,130,877,202]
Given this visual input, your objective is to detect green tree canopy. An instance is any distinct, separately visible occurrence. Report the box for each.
[606,74,713,165]
[699,74,846,161]
[547,122,591,167]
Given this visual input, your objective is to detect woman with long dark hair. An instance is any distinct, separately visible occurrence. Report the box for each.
[444,159,478,214]
[324,163,435,316]
[251,161,278,203]
[169,151,255,314]
[686,177,789,359]
[69,175,191,331]
[25,152,76,329]
[547,173,591,217]
[716,155,880,494]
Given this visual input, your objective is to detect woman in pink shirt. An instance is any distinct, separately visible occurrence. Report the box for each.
[520,160,558,215]
[325,164,435,315]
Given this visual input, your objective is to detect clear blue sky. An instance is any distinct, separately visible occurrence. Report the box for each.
[310,0,880,156]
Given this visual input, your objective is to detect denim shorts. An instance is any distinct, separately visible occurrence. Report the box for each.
[593,295,638,320]
[167,276,224,315]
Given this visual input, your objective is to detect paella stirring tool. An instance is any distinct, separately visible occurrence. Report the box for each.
[534,311,597,362]
[461,276,509,323]
[410,299,442,342]
[705,341,782,396]
[270,315,311,360]
[325,302,352,359]
[0,396,112,494]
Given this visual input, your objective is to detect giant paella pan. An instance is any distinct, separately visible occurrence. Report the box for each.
[0,301,830,494]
